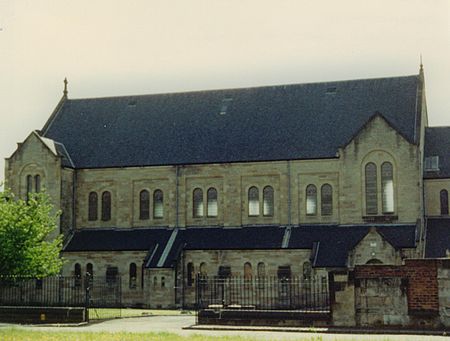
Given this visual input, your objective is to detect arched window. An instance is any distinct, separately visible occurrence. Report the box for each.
[139,190,150,220]
[207,188,218,217]
[86,263,94,285]
[129,263,137,289]
[153,190,164,218]
[440,189,449,215]
[321,184,333,216]
[34,175,41,193]
[193,188,203,218]
[153,276,157,288]
[248,186,259,216]
[161,276,165,288]
[365,163,378,215]
[74,263,81,287]
[306,185,317,215]
[88,192,98,221]
[187,262,194,287]
[26,175,33,202]
[199,262,207,276]
[101,191,111,221]
[257,262,265,277]
[263,186,274,217]
[303,261,312,280]
[381,162,394,213]
[86,263,93,277]
[244,262,252,279]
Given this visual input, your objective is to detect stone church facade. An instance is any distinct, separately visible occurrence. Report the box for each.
[4,67,450,308]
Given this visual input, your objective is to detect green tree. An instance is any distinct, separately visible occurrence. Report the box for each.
[0,188,63,277]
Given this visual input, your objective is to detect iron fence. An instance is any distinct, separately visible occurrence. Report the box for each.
[196,275,330,312]
[0,275,122,316]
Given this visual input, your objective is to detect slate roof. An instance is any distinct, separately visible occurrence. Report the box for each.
[288,225,417,267]
[63,224,417,269]
[425,218,450,258]
[424,127,450,179]
[42,75,420,168]
[63,227,173,264]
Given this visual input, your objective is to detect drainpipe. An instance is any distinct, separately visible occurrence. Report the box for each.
[287,160,292,227]
[175,166,180,228]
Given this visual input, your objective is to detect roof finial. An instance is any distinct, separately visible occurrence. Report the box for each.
[420,54,423,72]
[63,78,68,98]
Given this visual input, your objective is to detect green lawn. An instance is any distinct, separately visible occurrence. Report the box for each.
[88,308,193,320]
[0,329,325,341]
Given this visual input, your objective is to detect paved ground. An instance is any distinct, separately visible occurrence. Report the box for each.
[0,315,449,340]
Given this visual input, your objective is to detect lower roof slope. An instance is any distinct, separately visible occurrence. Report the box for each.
[43,75,420,168]
[425,218,450,258]
[424,127,450,179]
[63,224,417,269]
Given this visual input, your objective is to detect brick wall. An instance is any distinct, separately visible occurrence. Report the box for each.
[355,259,440,315]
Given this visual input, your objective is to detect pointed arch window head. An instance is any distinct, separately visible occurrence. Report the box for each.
[88,192,98,221]
[101,191,111,221]
[207,188,218,217]
[321,184,333,216]
[193,188,204,218]
[381,162,394,214]
[86,263,93,278]
[199,262,207,276]
[263,186,274,217]
[365,162,378,215]
[257,262,265,277]
[306,185,317,215]
[248,186,260,216]
[139,190,150,220]
[153,190,164,218]
[440,189,449,215]
[34,175,41,193]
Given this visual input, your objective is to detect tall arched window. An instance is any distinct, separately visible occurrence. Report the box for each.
[26,175,33,202]
[199,262,207,276]
[193,188,203,218]
[321,184,333,216]
[129,263,137,289]
[153,190,164,218]
[365,163,378,215]
[263,186,274,217]
[244,262,252,279]
[74,263,81,287]
[306,185,317,215]
[257,262,265,277]
[440,189,449,215]
[86,263,94,279]
[187,262,194,287]
[139,190,150,220]
[34,175,41,193]
[381,162,394,213]
[88,192,98,221]
[207,188,218,217]
[303,261,312,280]
[248,186,259,216]
[101,191,111,221]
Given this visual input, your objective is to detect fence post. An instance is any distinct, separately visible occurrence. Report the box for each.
[85,273,91,322]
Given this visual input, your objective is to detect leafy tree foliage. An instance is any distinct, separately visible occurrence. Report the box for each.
[0,189,63,277]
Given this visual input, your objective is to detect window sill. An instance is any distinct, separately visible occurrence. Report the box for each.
[362,215,398,223]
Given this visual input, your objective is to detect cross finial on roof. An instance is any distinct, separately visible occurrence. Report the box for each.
[420,54,423,72]
[63,78,68,98]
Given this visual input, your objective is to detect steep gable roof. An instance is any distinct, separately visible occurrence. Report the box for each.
[424,127,450,179]
[42,75,420,168]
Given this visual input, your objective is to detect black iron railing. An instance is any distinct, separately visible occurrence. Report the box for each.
[196,275,330,312]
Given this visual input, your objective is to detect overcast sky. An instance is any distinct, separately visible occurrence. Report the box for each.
[0,0,449,186]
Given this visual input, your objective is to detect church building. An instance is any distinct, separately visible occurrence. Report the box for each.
[4,65,450,308]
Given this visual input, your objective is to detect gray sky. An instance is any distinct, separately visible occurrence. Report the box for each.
[1,0,449,186]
